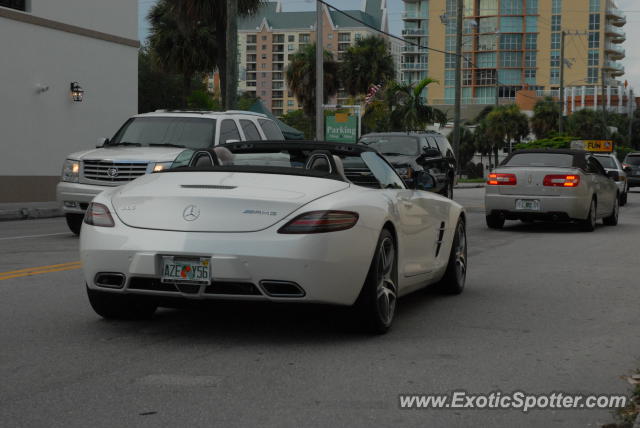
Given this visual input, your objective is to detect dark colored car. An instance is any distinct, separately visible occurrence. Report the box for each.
[622,152,640,188]
[359,131,457,198]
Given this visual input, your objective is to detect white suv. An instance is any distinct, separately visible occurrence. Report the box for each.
[57,110,285,234]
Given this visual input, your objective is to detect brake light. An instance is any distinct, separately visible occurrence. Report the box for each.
[487,173,517,185]
[84,202,115,227]
[543,174,581,187]
[278,210,359,234]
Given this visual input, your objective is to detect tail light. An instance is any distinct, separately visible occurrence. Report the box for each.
[278,210,359,234]
[487,173,517,185]
[543,174,581,187]
[84,202,115,227]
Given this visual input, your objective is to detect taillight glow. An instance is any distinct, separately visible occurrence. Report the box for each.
[278,210,359,234]
[84,202,115,227]
[487,173,517,185]
[543,174,581,187]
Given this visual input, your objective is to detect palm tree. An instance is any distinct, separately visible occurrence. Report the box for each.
[530,97,560,139]
[383,78,447,132]
[340,36,395,97]
[166,0,264,107]
[485,104,530,166]
[286,43,340,117]
[148,0,217,101]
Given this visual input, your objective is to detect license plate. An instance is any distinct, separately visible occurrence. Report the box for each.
[515,199,541,211]
[161,256,211,284]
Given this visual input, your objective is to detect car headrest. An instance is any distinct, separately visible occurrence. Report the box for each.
[213,146,234,165]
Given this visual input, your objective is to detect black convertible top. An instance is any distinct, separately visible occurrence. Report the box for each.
[220,141,376,156]
[502,148,588,169]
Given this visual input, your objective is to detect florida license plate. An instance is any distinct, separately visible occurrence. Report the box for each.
[515,199,541,211]
[161,256,211,284]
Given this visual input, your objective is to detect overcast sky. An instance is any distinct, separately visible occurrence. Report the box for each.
[138,0,639,88]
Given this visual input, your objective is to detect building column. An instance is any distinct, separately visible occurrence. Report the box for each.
[606,85,612,110]
[581,86,586,111]
[571,87,576,113]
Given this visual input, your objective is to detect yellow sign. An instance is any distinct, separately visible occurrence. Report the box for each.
[571,140,614,152]
[334,113,349,123]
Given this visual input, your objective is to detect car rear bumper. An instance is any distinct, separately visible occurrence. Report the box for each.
[80,223,377,306]
[56,182,108,214]
[485,193,590,221]
[628,176,640,187]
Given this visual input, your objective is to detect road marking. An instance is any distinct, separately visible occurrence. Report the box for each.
[0,261,82,281]
[0,232,71,241]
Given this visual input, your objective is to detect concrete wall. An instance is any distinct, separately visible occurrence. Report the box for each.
[0,1,138,202]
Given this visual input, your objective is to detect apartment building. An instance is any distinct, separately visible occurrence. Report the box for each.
[238,0,388,117]
[0,0,138,202]
[401,0,629,113]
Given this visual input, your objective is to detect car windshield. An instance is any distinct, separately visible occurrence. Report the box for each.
[110,117,216,149]
[594,156,617,169]
[625,155,640,165]
[359,136,420,156]
[504,153,573,167]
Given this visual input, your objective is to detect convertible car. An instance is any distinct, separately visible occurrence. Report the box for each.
[80,142,467,333]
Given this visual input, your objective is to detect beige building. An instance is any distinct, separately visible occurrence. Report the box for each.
[402,0,629,114]
[238,0,389,116]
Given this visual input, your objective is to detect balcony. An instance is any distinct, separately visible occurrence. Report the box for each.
[606,8,626,26]
[402,11,429,20]
[605,25,626,42]
[603,61,625,77]
[402,28,428,36]
[401,62,428,70]
[605,44,625,60]
[402,45,428,53]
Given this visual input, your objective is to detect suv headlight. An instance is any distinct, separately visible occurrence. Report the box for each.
[395,167,414,180]
[62,159,80,182]
[152,162,173,172]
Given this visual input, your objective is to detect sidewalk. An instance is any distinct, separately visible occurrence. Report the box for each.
[0,202,63,221]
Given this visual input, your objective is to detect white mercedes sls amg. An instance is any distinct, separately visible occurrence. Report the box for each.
[80,142,467,333]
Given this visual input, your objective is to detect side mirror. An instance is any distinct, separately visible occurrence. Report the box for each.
[606,170,619,180]
[623,166,631,173]
[421,147,441,158]
[96,137,109,148]
[413,170,436,191]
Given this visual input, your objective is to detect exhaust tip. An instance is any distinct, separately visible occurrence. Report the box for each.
[95,272,126,289]
[259,280,305,298]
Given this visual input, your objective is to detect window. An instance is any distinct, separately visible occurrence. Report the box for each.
[505,153,573,167]
[526,0,538,14]
[463,70,473,85]
[288,35,295,42]
[240,120,262,141]
[219,120,241,144]
[550,68,560,84]
[478,52,497,68]
[525,17,538,32]
[589,14,600,30]
[500,34,522,50]
[261,44,267,50]
[287,100,294,106]
[299,34,310,43]
[479,17,498,34]
[445,54,456,69]
[361,152,406,189]
[446,36,456,52]
[261,36,267,41]
[247,35,257,44]
[272,34,284,43]
[552,0,562,14]
[550,51,560,67]
[288,44,295,51]
[525,34,537,50]
[111,117,216,149]
[588,50,599,67]
[338,33,351,42]
[587,67,598,84]
[587,156,606,175]
[500,17,523,33]
[261,53,267,59]
[551,32,561,50]
[500,51,522,68]
[433,137,455,159]
[476,69,496,85]
[588,32,600,48]
[551,15,561,31]
[479,0,498,15]
[258,119,285,140]
[524,68,536,79]
[478,35,497,51]
[498,69,522,85]
[500,0,523,15]
[445,70,456,86]
[589,0,600,13]
[328,34,333,40]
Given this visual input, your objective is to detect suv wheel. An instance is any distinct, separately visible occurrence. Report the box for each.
[66,213,84,235]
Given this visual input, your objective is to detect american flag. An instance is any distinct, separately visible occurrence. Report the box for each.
[365,83,383,105]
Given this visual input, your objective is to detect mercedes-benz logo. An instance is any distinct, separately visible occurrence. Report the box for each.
[182,205,200,221]
[107,167,119,178]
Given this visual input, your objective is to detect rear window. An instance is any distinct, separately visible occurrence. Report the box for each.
[625,155,640,165]
[594,155,617,169]
[359,136,420,156]
[504,153,573,167]
[258,119,285,140]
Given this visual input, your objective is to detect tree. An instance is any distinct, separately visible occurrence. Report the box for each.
[148,0,217,102]
[566,109,608,139]
[339,36,395,97]
[485,104,530,166]
[166,0,264,107]
[530,97,560,139]
[362,100,392,134]
[449,125,476,172]
[280,110,315,140]
[383,78,447,132]
[286,43,340,117]
[138,46,187,113]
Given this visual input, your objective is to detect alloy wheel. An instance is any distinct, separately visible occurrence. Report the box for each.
[376,237,397,327]
[454,222,467,286]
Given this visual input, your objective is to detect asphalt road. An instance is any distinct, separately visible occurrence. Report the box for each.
[1,188,639,428]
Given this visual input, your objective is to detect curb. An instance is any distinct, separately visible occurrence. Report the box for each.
[454,184,485,189]
[0,207,64,222]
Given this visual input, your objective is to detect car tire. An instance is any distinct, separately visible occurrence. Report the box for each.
[620,192,627,206]
[66,213,84,236]
[580,198,597,232]
[354,228,397,334]
[486,213,505,229]
[436,217,467,295]
[86,286,157,320]
[603,195,619,226]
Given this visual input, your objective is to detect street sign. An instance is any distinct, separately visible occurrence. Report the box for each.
[570,140,614,152]
[325,114,358,143]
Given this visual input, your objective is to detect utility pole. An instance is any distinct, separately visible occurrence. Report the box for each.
[559,30,566,134]
[315,1,324,140]
[225,0,238,110]
[453,0,463,167]
[601,68,608,138]
[628,89,634,145]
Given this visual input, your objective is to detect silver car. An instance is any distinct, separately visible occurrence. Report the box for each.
[594,153,628,206]
[485,149,620,231]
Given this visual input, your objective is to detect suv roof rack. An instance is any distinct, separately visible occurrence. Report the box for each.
[152,109,268,118]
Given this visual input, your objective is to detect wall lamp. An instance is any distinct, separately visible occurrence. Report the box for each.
[70,82,84,102]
